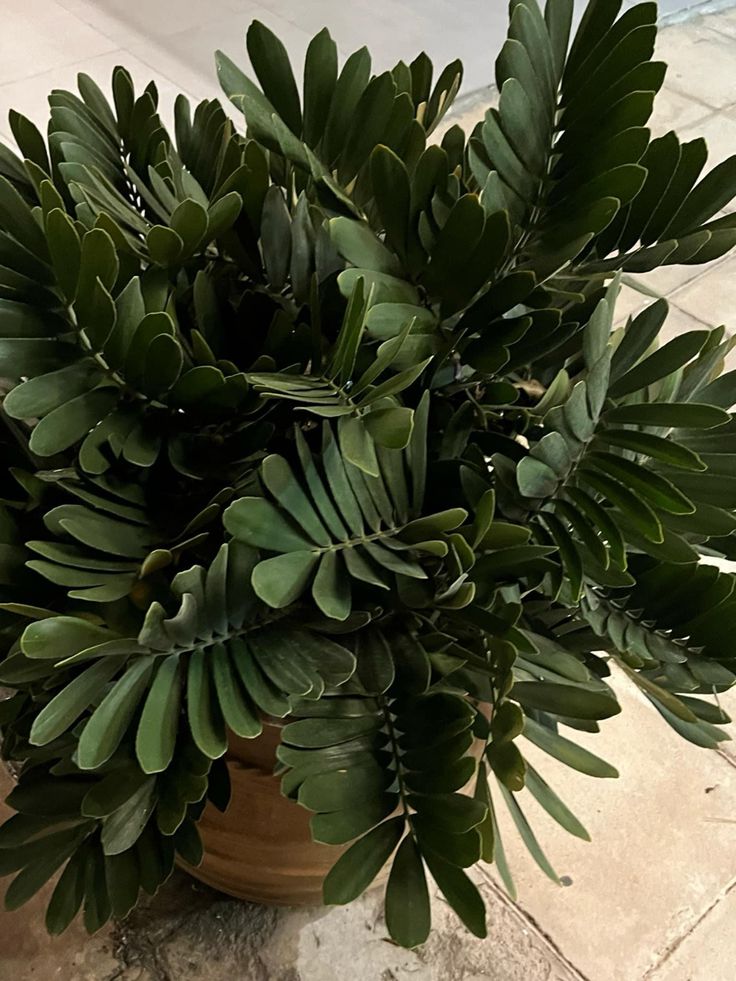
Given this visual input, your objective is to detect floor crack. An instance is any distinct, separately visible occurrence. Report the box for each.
[477,867,594,981]
[716,747,736,771]
[640,875,736,979]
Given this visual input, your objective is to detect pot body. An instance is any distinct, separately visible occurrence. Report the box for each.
[185,716,486,906]
[184,722,343,905]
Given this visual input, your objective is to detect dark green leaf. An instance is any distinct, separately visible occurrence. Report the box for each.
[323,817,404,904]
[424,852,487,938]
[78,659,153,769]
[512,682,620,720]
[385,835,431,948]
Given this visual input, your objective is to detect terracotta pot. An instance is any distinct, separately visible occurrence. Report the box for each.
[184,715,487,906]
[183,721,342,906]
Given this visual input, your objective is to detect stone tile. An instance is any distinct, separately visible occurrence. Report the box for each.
[237,0,398,60]
[52,0,504,97]
[678,109,736,183]
[117,868,577,981]
[0,0,117,87]
[610,287,715,339]
[259,0,507,95]
[659,302,712,343]
[489,669,736,981]
[125,12,315,109]
[649,95,736,251]
[705,8,736,39]
[636,261,710,299]
[0,49,197,143]
[120,41,224,111]
[54,0,736,110]
[630,253,733,334]
[648,86,713,138]
[57,0,247,44]
[654,0,718,14]
[656,22,736,110]
[650,884,736,981]
[52,0,160,49]
[672,254,736,329]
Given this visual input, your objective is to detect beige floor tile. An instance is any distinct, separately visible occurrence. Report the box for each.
[672,255,736,331]
[0,0,117,88]
[636,260,713,299]
[678,110,736,184]
[662,108,736,220]
[649,86,713,137]
[124,13,316,110]
[660,302,712,343]
[613,283,651,325]
[490,670,736,981]
[48,0,143,45]
[56,0,245,44]
[649,885,736,981]
[0,49,197,143]
[656,22,736,111]
[705,8,736,39]
[120,37,223,108]
[632,251,734,325]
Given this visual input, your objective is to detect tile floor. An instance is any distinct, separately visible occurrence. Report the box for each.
[0,2,736,981]
[0,0,726,145]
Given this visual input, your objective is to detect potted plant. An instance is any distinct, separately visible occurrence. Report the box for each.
[1,0,735,948]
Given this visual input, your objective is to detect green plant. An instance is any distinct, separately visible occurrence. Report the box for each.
[1,0,736,947]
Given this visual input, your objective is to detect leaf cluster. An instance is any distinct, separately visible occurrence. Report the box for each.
[0,0,736,949]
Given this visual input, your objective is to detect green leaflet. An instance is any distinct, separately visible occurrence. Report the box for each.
[385,836,431,948]
[522,718,618,779]
[77,659,154,769]
[512,681,621,721]
[323,817,404,905]
[136,655,182,773]
[424,851,487,939]
[22,617,120,661]
[100,778,157,855]
[524,764,590,841]
[30,657,126,746]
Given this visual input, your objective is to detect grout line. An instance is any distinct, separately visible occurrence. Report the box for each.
[716,746,736,770]
[36,4,204,103]
[640,875,736,978]
[669,303,712,327]
[477,867,593,981]
[668,252,735,300]
[119,40,210,101]
[618,247,732,331]
[0,44,119,90]
[660,90,724,117]
[708,25,736,39]
[0,0,118,88]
